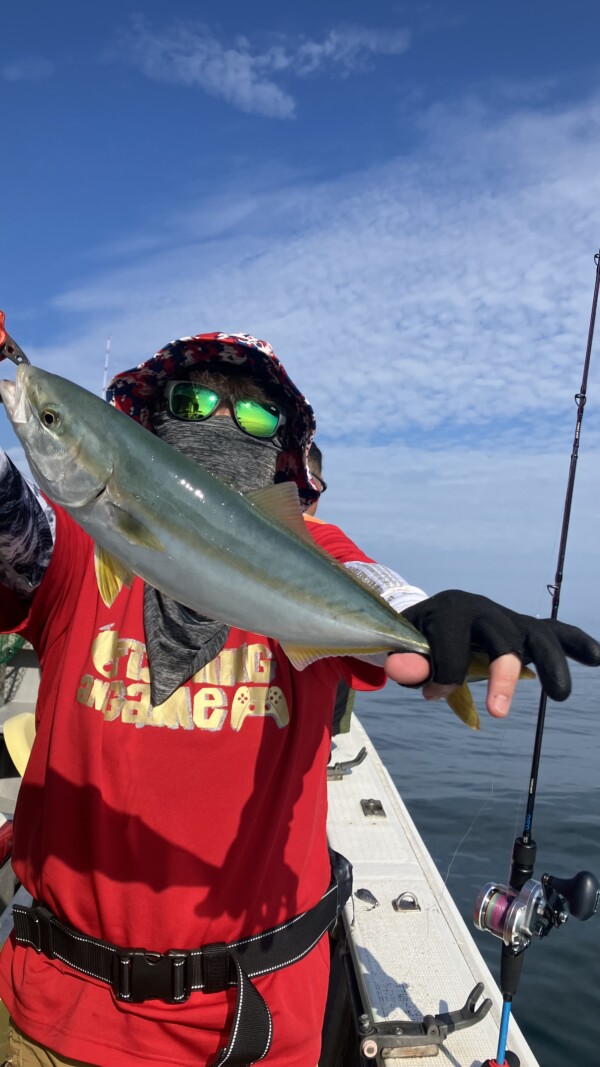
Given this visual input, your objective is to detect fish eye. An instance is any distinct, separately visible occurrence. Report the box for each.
[41,407,60,428]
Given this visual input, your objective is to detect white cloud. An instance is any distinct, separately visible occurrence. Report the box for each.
[118,18,295,119]
[116,18,411,118]
[270,26,411,77]
[2,57,55,82]
[45,94,600,447]
[2,91,599,628]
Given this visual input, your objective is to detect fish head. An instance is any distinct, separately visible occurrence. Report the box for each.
[1,365,113,507]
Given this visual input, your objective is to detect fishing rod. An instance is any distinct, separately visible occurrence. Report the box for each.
[473,251,600,1067]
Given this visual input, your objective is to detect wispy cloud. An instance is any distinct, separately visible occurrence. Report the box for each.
[2,57,55,82]
[45,93,600,447]
[114,18,411,118]
[3,91,599,627]
[266,25,411,77]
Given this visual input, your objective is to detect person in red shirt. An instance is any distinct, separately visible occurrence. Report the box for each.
[0,330,598,1067]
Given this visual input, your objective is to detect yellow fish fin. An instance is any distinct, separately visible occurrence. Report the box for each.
[280,642,386,672]
[448,663,536,731]
[466,652,537,683]
[245,484,313,544]
[94,545,134,608]
[446,684,481,731]
[107,504,166,552]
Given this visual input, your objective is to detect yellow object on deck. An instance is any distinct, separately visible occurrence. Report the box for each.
[3,711,36,777]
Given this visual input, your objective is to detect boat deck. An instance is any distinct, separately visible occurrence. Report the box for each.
[326,715,540,1066]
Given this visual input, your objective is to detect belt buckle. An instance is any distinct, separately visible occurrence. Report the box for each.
[112,949,190,1004]
[29,906,55,959]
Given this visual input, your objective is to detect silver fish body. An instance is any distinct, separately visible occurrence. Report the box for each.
[0,365,430,667]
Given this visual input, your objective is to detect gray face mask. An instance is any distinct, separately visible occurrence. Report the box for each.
[144,411,281,707]
[150,409,281,491]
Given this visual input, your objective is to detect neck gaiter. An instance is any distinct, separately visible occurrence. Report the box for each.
[144,413,280,706]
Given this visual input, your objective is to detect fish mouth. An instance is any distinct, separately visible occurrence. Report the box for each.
[0,379,17,414]
[0,366,32,424]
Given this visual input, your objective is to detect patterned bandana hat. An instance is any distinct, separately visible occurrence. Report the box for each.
[106,332,319,506]
[106,332,319,707]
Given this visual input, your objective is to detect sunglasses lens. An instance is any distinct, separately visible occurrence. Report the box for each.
[169,384,219,420]
[167,384,282,438]
[234,399,281,439]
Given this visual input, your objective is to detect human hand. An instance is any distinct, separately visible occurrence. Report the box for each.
[384,651,431,689]
[392,590,600,719]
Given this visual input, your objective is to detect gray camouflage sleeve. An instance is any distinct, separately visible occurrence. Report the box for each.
[0,449,55,598]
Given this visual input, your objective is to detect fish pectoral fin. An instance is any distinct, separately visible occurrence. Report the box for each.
[94,545,134,607]
[245,483,313,544]
[445,684,481,731]
[107,503,165,552]
[280,641,385,672]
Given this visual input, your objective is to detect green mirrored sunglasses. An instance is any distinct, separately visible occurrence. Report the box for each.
[164,381,286,440]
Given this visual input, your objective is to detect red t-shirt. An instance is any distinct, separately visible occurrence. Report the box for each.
[0,508,385,1067]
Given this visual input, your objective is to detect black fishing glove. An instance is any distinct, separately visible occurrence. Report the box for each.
[402,590,600,701]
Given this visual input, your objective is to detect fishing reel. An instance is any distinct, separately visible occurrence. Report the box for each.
[474,869,600,954]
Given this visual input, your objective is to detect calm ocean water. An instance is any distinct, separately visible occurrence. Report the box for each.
[357,662,600,1067]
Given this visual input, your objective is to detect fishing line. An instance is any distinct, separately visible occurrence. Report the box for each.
[442,719,514,885]
[397,708,519,986]
[431,673,539,894]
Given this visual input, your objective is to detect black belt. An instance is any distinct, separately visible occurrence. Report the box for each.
[13,849,352,1067]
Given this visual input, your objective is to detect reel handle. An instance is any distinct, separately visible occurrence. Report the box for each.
[543,871,600,921]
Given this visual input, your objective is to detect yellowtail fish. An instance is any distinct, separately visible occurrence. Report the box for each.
[0,364,526,726]
[0,365,433,665]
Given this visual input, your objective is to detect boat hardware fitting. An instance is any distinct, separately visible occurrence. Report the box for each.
[360,797,386,817]
[392,891,421,912]
[357,982,492,1059]
[327,746,367,780]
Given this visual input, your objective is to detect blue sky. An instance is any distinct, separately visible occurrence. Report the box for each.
[2,0,600,632]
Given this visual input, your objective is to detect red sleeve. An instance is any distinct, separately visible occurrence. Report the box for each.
[304,516,386,693]
[304,516,375,565]
[338,655,386,692]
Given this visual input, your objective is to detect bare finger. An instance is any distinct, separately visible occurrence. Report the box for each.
[486,652,522,717]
